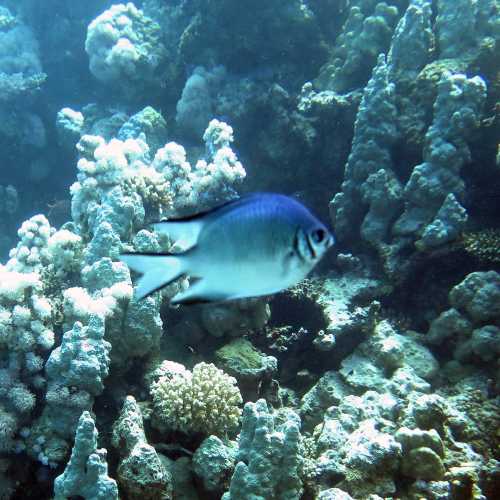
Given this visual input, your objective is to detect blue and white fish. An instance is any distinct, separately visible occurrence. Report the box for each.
[120,193,334,305]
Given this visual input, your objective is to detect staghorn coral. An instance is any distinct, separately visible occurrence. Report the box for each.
[151,361,242,436]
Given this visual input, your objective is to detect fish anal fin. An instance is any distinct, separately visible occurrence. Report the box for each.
[171,279,230,306]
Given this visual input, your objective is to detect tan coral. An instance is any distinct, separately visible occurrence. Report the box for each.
[151,361,242,436]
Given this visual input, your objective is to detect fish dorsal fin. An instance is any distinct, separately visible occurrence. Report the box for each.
[153,194,262,249]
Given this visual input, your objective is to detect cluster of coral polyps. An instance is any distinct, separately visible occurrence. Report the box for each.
[151,361,242,436]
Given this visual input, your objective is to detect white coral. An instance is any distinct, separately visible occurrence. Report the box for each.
[85,2,166,88]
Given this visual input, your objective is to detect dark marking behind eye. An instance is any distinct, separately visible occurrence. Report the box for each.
[306,233,316,258]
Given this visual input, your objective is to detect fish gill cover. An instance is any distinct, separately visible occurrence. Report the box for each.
[0,0,499,499]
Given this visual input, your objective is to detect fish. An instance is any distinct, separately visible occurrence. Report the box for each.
[120,192,334,305]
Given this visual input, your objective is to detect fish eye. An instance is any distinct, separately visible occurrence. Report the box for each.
[311,228,326,244]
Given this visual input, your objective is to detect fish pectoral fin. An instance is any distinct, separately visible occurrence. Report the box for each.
[119,252,184,300]
[171,279,228,306]
[153,220,203,250]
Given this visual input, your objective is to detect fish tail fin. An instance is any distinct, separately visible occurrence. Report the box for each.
[120,252,185,300]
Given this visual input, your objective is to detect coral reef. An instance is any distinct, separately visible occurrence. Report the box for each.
[329,0,492,282]
[28,317,111,465]
[193,435,237,494]
[215,338,277,400]
[0,184,19,258]
[0,0,498,498]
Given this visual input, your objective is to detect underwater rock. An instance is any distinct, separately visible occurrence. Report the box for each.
[396,426,445,480]
[80,105,129,141]
[449,270,500,324]
[28,316,111,463]
[1,1,499,498]
[200,298,270,338]
[387,0,434,149]
[388,0,433,83]
[340,353,387,391]
[317,488,355,500]
[363,320,439,380]
[401,445,446,480]
[427,271,500,387]
[176,66,226,140]
[330,53,400,246]
[310,391,402,498]
[313,274,382,352]
[0,6,46,101]
[436,0,500,59]
[178,0,326,84]
[394,73,486,244]
[166,456,199,500]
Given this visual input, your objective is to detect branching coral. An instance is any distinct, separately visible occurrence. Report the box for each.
[151,361,242,436]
